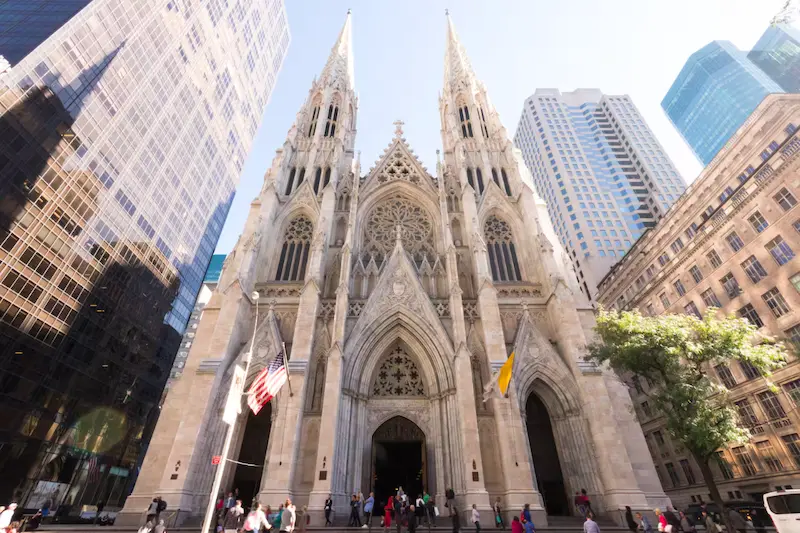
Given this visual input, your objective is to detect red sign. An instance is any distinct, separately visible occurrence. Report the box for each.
[211,455,221,465]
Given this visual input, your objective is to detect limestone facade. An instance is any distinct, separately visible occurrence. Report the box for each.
[118,11,669,527]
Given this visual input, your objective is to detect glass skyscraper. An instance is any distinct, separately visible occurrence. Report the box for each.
[0,1,94,68]
[748,24,800,92]
[0,0,288,515]
[662,40,783,165]
[515,89,686,300]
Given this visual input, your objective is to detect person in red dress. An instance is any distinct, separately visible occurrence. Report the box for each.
[384,500,394,532]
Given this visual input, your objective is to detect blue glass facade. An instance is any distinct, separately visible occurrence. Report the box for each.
[748,24,800,92]
[0,0,93,67]
[662,41,784,165]
[203,254,226,283]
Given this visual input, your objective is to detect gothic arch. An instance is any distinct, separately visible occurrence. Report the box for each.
[483,214,523,282]
[370,343,427,397]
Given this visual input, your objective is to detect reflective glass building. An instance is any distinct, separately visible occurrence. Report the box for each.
[515,89,686,301]
[662,41,783,165]
[748,24,800,93]
[0,0,288,514]
[0,0,93,68]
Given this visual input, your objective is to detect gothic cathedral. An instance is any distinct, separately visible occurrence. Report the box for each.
[120,12,669,527]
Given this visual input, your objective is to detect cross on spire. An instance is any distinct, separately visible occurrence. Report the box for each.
[393,119,405,138]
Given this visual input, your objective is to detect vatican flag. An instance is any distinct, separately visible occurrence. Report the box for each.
[482,352,515,402]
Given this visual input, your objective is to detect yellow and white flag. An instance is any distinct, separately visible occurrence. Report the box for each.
[482,351,515,402]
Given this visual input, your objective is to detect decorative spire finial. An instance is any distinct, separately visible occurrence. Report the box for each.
[347,8,351,14]
[393,119,405,138]
[445,8,449,15]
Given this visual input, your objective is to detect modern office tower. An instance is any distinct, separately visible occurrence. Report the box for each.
[598,94,800,507]
[0,0,94,68]
[514,89,686,301]
[0,0,288,514]
[663,41,784,165]
[748,24,800,92]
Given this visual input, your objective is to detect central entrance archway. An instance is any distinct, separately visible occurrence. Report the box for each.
[526,393,569,516]
[371,416,426,506]
[232,403,271,507]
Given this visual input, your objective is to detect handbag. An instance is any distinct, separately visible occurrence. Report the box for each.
[657,523,664,532]
[434,506,440,517]
[495,515,502,525]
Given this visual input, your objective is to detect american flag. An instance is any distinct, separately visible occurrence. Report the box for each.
[247,351,287,415]
[87,455,100,484]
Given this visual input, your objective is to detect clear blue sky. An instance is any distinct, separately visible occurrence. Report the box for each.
[215,0,790,254]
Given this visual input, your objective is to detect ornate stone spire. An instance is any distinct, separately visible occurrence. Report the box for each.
[318,10,355,92]
[443,10,477,90]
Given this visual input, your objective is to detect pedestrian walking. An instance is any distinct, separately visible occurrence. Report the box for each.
[223,500,245,533]
[384,500,394,533]
[408,506,417,533]
[523,518,534,533]
[351,495,363,527]
[510,517,523,533]
[520,504,531,526]
[153,519,166,533]
[0,503,17,529]
[471,504,481,533]
[451,506,460,533]
[243,503,271,532]
[364,492,375,528]
[426,497,437,527]
[702,511,717,533]
[635,512,652,533]
[580,490,592,518]
[281,499,297,533]
[493,498,504,530]
[583,514,601,533]
[664,507,680,533]
[654,509,668,533]
[445,489,456,516]
[679,511,696,533]
[625,506,637,533]
[146,498,159,524]
[394,495,404,533]
[325,495,333,527]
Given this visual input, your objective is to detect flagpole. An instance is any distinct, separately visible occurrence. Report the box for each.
[281,341,293,397]
[200,291,260,533]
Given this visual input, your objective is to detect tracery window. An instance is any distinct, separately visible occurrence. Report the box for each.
[475,168,485,195]
[285,167,296,195]
[275,216,313,281]
[479,106,489,138]
[308,102,321,136]
[501,168,512,196]
[362,197,435,266]
[458,101,473,138]
[324,103,339,137]
[484,215,522,282]
[313,167,322,194]
[372,346,426,396]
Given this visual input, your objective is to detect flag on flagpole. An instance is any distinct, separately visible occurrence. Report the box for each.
[87,455,100,484]
[482,351,515,402]
[247,351,288,415]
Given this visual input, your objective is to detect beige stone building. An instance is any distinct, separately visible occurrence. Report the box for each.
[597,94,800,507]
[118,12,669,527]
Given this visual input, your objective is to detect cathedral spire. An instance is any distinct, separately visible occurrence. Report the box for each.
[318,10,355,91]
[443,10,477,90]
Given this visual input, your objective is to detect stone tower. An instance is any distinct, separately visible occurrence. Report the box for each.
[119,11,669,528]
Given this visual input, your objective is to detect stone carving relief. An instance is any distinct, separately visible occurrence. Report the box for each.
[372,346,426,397]
[376,149,423,186]
[362,197,435,266]
[372,415,425,441]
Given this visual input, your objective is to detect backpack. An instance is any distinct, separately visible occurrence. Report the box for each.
[157,499,167,512]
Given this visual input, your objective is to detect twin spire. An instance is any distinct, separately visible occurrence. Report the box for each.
[317,10,475,92]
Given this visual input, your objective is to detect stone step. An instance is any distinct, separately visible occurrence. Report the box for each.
[36,525,631,533]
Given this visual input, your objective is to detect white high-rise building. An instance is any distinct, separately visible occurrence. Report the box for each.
[514,89,686,300]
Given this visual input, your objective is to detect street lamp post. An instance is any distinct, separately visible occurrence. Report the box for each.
[200,291,260,533]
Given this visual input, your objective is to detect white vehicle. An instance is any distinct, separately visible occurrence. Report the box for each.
[764,489,800,533]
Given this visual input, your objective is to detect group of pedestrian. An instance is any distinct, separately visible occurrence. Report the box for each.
[238,499,297,533]
[140,496,168,533]
[347,491,375,527]
[622,504,753,533]
[0,503,20,533]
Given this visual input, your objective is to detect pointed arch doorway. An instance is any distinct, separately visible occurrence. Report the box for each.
[231,403,272,506]
[526,393,569,516]
[371,416,427,505]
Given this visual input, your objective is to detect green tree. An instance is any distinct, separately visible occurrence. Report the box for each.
[588,309,787,530]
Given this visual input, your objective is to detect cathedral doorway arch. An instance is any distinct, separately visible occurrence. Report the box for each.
[370,416,426,506]
[525,392,569,516]
[231,403,272,507]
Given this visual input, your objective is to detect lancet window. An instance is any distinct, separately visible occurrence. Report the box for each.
[275,216,313,282]
[466,168,475,190]
[475,168,485,195]
[458,101,473,138]
[324,103,339,137]
[323,167,332,189]
[313,167,322,194]
[285,167,296,195]
[492,168,500,188]
[501,168,512,196]
[308,102,321,136]
[484,215,522,282]
[478,106,489,138]
[297,168,306,187]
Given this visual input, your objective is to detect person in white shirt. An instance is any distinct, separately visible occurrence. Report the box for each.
[0,503,18,529]
[472,504,481,533]
[281,499,296,533]
[244,503,271,532]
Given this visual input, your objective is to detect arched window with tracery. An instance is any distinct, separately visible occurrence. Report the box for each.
[484,215,521,282]
[466,168,475,190]
[285,167,296,195]
[458,99,473,138]
[324,103,339,137]
[501,168,512,196]
[372,345,426,397]
[313,167,322,194]
[479,106,489,138]
[475,168,485,195]
[362,197,435,267]
[308,99,321,136]
[275,216,313,281]
[323,167,332,189]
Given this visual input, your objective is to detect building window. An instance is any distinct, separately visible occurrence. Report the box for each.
[702,289,722,308]
[774,187,797,211]
[459,102,473,138]
[757,390,786,420]
[324,103,339,137]
[738,304,763,327]
[476,168,485,195]
[707,249,722,269]
[665,462,682,486]
[296,167,306,187]
[782,434,800,469]
[659,292,670,308]
[484,215,522,282]
[785,324,800,347]
[658,253,670,266]
[478,106,489,138]
[671,238,685,254]
[684,301,701,318]
[715,364,737,388]
[715,451,735,480]
[735,399,759,426]
[313,167,323,194]
[285,167,296,195]
[755,440,782,473]
[308,103,320,136]
[720,272,741,299]
[690,265,703,283]
[492,168,500,188]
[748,211,769,233]
[726,232,744,252]
[784,379,800,406]
[501,168,512,196]
[766,236,795,266]
[640,401,652,417]
[791,273,800,293]
[323,167,332,188]
[680,459,697,485]
[674,279,686,296]
[732,446,757,476]
[275,216,313,282]
[762,287,791,318]
[653,430,666,446]
[466,168,475,190]
[740,360,762,380]
[741,256,768,284]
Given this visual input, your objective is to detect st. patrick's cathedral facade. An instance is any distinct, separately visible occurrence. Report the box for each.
[119,12,669,527]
